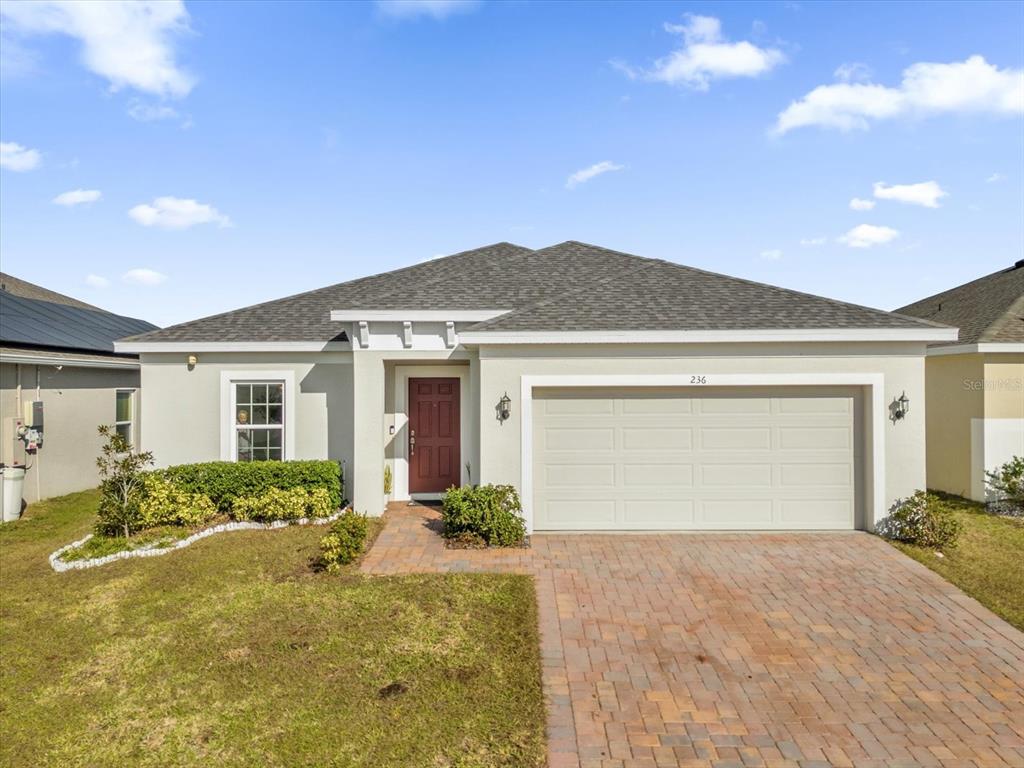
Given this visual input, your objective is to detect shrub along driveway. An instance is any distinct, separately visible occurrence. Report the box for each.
[364,504,1024,768]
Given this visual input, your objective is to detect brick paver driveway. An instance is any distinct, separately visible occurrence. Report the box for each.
[362,504,1024,768]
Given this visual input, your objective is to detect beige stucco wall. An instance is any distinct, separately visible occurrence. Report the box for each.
[138,352,355,497]
[923,351,1023,501]
[983,354,1024,418]
[476,342,929,529]
[923,353,984,498]
[0,361,141,504]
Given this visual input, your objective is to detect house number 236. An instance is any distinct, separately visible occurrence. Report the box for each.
[690,375,707,384]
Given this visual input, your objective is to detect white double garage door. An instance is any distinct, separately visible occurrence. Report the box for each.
[532,386,863,531]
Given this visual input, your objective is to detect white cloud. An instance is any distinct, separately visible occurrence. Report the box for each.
[986,172,1005,183]
[566,161,625,189]
[85,274,110,288]
[873,180,947,208]
[759,249,783,260]
[834,62,872,83]
[122,268,167,286]
[775,55,1024,134]
[838,224,900,249]
[0,141,41,171]
[128,196,231,229]
[615,14,785,91]
[376,0,479,19]
[127,100,179,121]
[0,0,194,98]
[799,237,827,246]
[53,188,102,206]
[849,197,876,211]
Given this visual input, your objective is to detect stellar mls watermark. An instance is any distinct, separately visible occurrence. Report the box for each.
[962,377,1023,392]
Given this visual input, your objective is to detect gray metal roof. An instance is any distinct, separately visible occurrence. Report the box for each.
[0,292,158,355]
[896,261,1024,346]
[123,240,945,343]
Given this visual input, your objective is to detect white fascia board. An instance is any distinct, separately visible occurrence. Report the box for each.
[927,342,1024,356]
[114,341,350,353]
[330,309,512,322]
[460,327,959,345]
[0,351,140,369]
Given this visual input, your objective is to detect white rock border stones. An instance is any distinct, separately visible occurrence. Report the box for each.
[49,510,347,573]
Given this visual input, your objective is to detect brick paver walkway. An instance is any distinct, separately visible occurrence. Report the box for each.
[361,503,1024,768]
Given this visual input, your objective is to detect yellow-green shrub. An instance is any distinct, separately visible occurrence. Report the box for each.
[231,487,334,522]
[319,510,368,573]
[138,475,217,529]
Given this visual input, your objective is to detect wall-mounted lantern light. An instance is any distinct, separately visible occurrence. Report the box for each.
[497,392,512,423]
[890,391,910,422]
[187,354,198,371]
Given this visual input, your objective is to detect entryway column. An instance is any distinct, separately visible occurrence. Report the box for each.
[352,352,386,516]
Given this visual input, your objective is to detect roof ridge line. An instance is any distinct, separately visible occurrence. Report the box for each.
[466,257,659,331]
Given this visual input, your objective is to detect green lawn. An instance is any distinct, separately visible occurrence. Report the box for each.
[889,493,1024,632]
[0,490,545,768]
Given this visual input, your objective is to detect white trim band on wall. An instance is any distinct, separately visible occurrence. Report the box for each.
[464,328,957,345]
[518,372,886,535]
[927,343,1024,356]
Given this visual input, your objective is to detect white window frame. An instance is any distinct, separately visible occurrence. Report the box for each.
[220,371,296,461]
[115,389,135,446]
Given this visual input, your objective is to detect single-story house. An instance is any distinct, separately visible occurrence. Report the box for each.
[896,260,1024,501]
[0,273,158,504]
[116,241,957,532]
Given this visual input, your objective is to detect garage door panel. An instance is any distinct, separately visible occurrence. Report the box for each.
[697,499,774,526]
[533,387,860,531]
[700,427,772,451]
[780,463,852,487]
[778,499,853,527]
[623,499,695,526]
[778,397,852,414]
[701,463,772,487]
[621,397,693,414]
[543,463,617,488]
[543,427,615,451]
[623,427,692,450]
[778,426,852,450]
[623,463,694,487]
[543,499,616,526]
[698,397,772,415]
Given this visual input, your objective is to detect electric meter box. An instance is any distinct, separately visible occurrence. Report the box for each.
[23,400,43,429]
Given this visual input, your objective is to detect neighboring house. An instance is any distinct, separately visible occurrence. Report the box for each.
[0,274,158,504]
[897,260,1024,502]
[116,241,956,532]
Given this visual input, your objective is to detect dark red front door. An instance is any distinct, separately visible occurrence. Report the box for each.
[409,378,460,493]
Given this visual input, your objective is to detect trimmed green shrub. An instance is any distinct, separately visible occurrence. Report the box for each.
[878,490,962,550]
[319,510,369,573]
[155,460,342,513]
[441,484,526,547]
[139,475,218,529]
[986,455,1024,507]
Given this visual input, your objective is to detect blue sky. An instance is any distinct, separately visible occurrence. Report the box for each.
[1,0,1022,328]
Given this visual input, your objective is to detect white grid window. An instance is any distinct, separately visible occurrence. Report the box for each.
[115,390,134,446]
[233,382,284,461]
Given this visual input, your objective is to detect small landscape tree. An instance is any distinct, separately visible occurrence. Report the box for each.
[96,425,154,538]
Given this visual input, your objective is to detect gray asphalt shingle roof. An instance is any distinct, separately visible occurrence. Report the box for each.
[123,240,945,343]
[0,292,157,355]
[896,261,1024,346]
